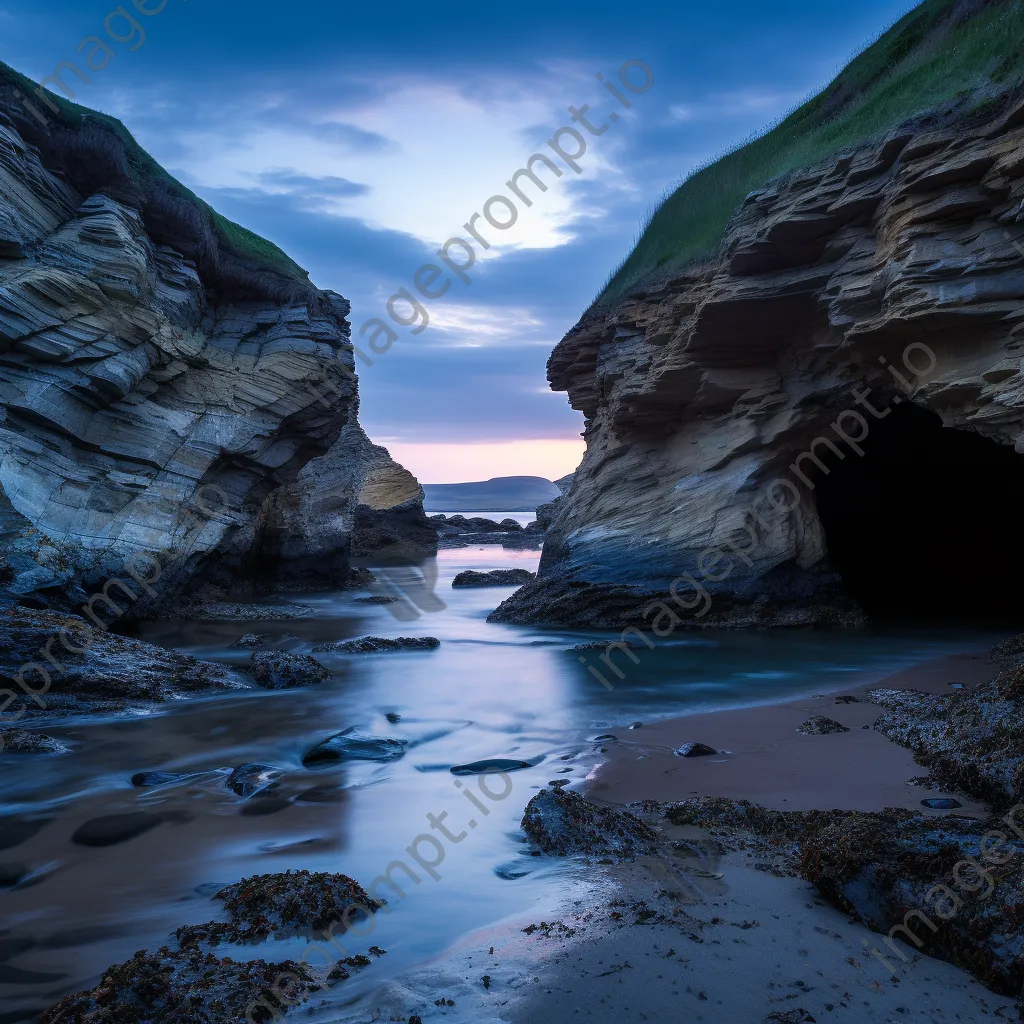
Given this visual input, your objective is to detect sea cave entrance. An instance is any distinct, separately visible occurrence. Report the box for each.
[811,402,1024,623]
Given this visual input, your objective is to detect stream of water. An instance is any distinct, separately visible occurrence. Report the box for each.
[0,543,1001,1022]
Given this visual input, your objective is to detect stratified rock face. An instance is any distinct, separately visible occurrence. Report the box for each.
[244,421,436,591]
[0,103,426,611]
[494,93,1024,628]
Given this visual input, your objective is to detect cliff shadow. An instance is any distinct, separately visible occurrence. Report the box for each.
[811,402,1024,623]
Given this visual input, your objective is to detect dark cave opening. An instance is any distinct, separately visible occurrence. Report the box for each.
[812,402,1024,623]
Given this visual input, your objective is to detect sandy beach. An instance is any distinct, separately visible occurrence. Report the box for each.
[360,646,1014,1024]
[586,651,995,814]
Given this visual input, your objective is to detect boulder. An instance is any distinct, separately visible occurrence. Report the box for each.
[311,636,440,654]
[869,670,1024,810]
[522,787,658,860]
[177,869,383,946]
[796,716,850,736]
[302,729,408,767]
[449,755,544,776]
[0,728,69,754]
[451,569,535,588]
[250,651,329,689]
[674,742,717,758]
[39,947,319,1023]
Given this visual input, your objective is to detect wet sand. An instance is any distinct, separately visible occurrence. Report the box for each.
[586,651,994,814]
[369,648,1013,1023]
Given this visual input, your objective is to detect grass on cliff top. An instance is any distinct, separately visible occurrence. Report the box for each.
[600,0,1024,305]
[0,60,309,285]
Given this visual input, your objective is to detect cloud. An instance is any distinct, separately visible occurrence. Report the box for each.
[308,120,393,151]
[251,167,371,198]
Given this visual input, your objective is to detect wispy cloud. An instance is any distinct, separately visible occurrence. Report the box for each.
[251,167,370,198]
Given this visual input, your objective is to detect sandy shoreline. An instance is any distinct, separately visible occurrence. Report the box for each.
[585,650,995,814]
[361,646,1013,1024]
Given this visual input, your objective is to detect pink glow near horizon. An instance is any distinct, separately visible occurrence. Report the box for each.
[381,439,586,484]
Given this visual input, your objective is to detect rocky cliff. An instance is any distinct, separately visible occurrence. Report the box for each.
[493,89,1024,628]
[0,79,430,616]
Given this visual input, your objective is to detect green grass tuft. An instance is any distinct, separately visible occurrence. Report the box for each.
[0,59,309,286]
[600,0,1024,305]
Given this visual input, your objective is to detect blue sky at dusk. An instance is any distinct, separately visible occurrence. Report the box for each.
[1,0,918,481]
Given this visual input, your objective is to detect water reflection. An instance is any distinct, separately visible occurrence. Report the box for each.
[0,545,999,1020]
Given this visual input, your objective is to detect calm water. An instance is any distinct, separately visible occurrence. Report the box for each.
[0,545,1000,1021]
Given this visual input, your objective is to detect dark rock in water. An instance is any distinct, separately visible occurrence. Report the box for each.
[549,779,570,788]
[71,812,168,848]
[38,947,319,1023]
[354,595,396,604]
[385,712,402,723]
[312,636,440,654]
[449,755,544,776]
[499,519,524,531]
[176,869,383,946]
[228,764,285,799]
[189,602,316,621]
[0,610,241,714]
[303,729,408,767]
[250,651,330,689]
[593,734,616,741]
[0,728,69,754]
[796,716,849,736]
[763,1011,816,1023]
[921,797,963,809]
[494,862,531,880]
[834,695,860,704]
[674,742,717,758]
[452,569,535,588]
[230,632,299,650]
[522,787,658,860]
[131,771,196,788]
[869,672,1024,810]
[572,640,642,651]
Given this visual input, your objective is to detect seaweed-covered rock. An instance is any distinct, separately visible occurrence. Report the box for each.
[249,651,329,689]
[796,716,849,736]
[302,729,408,766]
[991,633,1024,660]
[522,787,658,860]
[667,797,1024,996]
[801,811,1024,995]
[312,636,440,654]
[0,728,69,754]
[39,947,318,1023]
[869,671,1024,810]
[177,870,383,947]
[0,609,241,715]
[451,569,535,588]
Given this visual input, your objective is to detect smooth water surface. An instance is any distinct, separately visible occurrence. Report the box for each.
[0,543,1000,1021]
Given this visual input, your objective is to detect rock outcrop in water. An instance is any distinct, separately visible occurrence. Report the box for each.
[0,79,430,615]
[492,89,1024,628]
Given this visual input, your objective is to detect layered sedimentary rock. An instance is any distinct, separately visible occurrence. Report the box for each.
[0,93,428,613]
[493,90,1024,628]
[236,421,435,592]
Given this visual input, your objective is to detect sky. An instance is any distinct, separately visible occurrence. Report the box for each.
[1,0,919,482]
